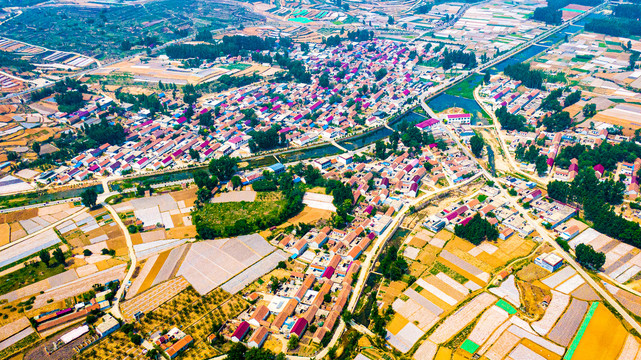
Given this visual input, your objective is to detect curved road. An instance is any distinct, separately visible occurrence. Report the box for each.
[105,202,136,321]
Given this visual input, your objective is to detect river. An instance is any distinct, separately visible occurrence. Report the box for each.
[1,16,598,206]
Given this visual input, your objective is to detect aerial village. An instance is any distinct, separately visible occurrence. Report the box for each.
[3,0,641,359]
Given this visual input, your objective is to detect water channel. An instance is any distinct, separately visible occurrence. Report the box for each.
[0,15,599,206]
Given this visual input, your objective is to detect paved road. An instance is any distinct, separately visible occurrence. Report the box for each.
[420,96,641,335]
[472,86,548,187]
[105,202,136,321]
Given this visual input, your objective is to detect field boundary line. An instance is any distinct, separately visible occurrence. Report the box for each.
[563,301,599,360]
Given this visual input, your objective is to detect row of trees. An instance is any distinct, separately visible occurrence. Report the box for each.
[115,91,164,114]
[613,4,641,19]
[206,73,262,93]
[166,35,279,60]
[38,247,66,268]
[532,7,562,25]
[226,343,286,360]
[347,29,374,42]
[532,0,602,25]
[585,18,641,37]
[548,168,624,206]
[83,118,127,146]
[31,77,87,102]
[583,3,641,37]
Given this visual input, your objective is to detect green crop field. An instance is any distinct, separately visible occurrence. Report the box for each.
[0,262,65,296]
[193,192,286,235]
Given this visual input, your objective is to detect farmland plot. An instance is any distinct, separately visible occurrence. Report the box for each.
[429,292,496,344]
[548,298,588,346]
[532,290,569,336]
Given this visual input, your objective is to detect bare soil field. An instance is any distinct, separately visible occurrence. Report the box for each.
[517,280,551,320]
[516,263,551,282]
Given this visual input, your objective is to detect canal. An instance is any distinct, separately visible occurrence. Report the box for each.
[2,14,601,207]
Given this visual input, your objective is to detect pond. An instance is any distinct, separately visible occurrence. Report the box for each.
[428,93,489,125]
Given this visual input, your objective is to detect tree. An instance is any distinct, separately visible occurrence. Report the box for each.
[53,248,66,266]
[226,343,247,360]
[287,335,299,350]
[83,249,93,257]
[454,214,499,245]
[39,249,51,267]
[565,90,581,107]
[575,243,606,270]
[193,170,217,191]
[129,333,143,345]
[6,151,18,161]
[583,103,597,118]
[495,106,527,131]
[319,72,331,88]
[195,28,213,42]
[81,188,98,209]
[189,148,200,162]
[547,180,571,203]
[375,140,387,159]
[503,63,544,89]
[231,175,242,189]
[535,155,549,176]
[542,111,572,132]
[374,68,388,81]
[387,15,395,25]
[32,142,40,155]
[209,156,238,181]
[120,39,132,51]
[470,134,484,158]
[483,72,491,84]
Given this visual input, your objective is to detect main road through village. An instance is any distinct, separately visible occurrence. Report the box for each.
[3,3,630,358]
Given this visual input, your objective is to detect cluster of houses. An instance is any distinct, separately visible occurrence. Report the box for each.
[222,261,358,349]
[146,328,193,359]
[424,177,578,241]
[217,125,483,351]
[34,38,463,185]
[33,286,115,332]
[480,77,545,120]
